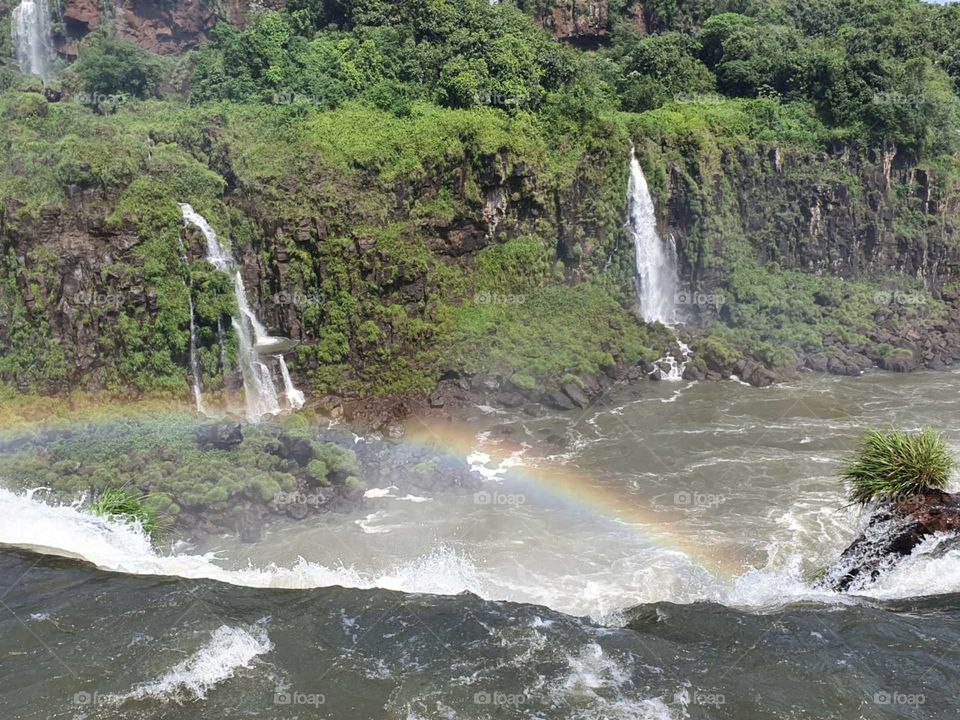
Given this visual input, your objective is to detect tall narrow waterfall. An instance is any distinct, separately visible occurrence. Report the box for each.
[187,296,205,414]
[179,204,302,422]
[626,151,690,381]
[627,151,677,325]
[12,0,54,81]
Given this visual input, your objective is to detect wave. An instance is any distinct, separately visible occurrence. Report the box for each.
[0,488,481,596]
[4,487,959,616]
[111,625,272,705]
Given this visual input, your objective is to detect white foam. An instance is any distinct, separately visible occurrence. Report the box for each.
[112,625,271,704]
[0,489,480,596]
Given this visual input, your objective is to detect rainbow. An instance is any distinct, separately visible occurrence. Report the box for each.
[404,416,744,579]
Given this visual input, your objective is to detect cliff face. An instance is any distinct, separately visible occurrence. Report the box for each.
[525,0,647,48]
[662,146,960,291]
[50,0,645,56]
[57,0,285,56]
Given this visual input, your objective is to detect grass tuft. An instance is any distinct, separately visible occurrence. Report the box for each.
[91,488,160,536]
[842,429,954,505]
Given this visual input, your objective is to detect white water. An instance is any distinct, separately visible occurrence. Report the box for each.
[277,355,305,409]
[188,296,205,414]
[179,204,301,421]
[2,485,954,620]
[111,625,272,705]
[627,152,676,325]
[627,152,689,379]
[12,0,54,82]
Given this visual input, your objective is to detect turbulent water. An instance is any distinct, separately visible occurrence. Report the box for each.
[4,371,960,718]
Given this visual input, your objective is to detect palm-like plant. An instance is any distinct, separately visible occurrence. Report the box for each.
[843,429,954,505]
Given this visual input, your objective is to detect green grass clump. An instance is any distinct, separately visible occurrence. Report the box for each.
[91,488,160,535]
[842,429,954,505]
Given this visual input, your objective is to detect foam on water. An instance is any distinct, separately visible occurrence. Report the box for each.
[111,625,272,705]
[0,489,481,596]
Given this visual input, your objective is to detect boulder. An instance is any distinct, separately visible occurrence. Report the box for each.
[562,382,591,409]
[820,491,960,591]
[196,423,243,450]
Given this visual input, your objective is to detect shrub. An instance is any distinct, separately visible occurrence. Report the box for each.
[91,488,160,535]
[842,429,954,504]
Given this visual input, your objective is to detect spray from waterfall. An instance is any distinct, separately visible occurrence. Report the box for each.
[11,0,54,82]
[179,204,302,422]
[626,149,690,380]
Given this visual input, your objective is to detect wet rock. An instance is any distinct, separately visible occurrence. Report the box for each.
[562,383,590,409]
[542,390,575,411]
[879,352,918,373]
[822,491,960,591]
[196,423,243,450]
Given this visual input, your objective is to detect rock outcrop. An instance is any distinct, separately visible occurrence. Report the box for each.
[821,492,960,591]
[58,0,287,56]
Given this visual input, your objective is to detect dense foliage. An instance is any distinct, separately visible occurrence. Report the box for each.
[1,0,959,401]
[843,429,955,504]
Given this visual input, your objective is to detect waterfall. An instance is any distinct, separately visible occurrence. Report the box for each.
[11,0,54,82]
[626,150,690,381]
[179,204,301,422]
[188,296,205,414]
[627,151,677,325]
[277,356,305,409]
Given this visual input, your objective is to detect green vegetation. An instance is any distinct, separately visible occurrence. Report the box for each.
[91,488,160,535]
[843,429,955,504]
[1,0,959,399]
[0,409,359,516]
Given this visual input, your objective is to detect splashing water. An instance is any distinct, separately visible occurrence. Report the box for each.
[179,204,301,421]
[278,355,305,410]
[12,0,54,81]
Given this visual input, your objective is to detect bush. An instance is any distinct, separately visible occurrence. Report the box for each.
[91,488,160,535]
[71,35,162,99]
[842,429,954,504]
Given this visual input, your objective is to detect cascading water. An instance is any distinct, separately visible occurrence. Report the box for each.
[277,355,305,409]
[626,150,690,380]
[187,296,205,414]
[627,151,676,325]
[11,0,54,82]
[179,204,302,421]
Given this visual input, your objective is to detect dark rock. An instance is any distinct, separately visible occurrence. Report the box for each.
[879,352,918,373]
[822,492,960,591]
[494,392,526,409]
[562,382,590,409]
[196,423,243,450]
[542,390,575,411]
[277,433,314,467]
